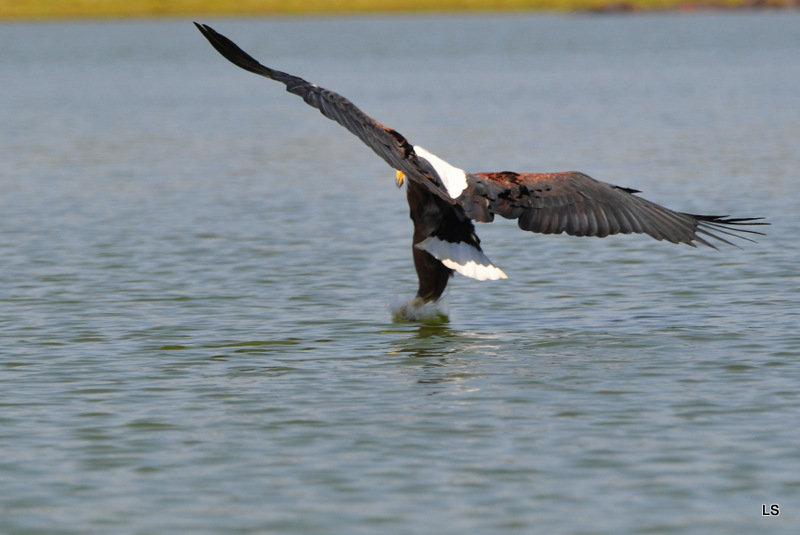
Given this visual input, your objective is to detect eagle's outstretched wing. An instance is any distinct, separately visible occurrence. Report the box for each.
[458,171,766,248]
[194,23,450,200]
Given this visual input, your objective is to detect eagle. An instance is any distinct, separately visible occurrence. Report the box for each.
[195,23,766,319]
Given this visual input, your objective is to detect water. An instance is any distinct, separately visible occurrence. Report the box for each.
[1,12,798,534]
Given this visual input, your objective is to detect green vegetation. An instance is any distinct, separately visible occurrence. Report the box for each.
[0,0,788,20]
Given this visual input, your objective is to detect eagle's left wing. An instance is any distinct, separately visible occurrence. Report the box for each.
[195,23,450,200]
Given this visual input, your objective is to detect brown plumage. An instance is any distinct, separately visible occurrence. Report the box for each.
[195,23,767,315]
[465,171,756,248]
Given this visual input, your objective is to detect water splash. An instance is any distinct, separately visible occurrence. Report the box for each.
[390,295,449,323]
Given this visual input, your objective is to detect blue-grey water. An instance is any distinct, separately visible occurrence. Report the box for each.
[1,12,799,534]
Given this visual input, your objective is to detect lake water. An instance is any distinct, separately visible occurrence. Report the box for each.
[1,11,799,534]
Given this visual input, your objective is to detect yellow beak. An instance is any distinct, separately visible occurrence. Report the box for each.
[395,170,405,188]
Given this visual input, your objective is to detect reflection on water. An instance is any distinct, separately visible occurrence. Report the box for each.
[389,324,465,385]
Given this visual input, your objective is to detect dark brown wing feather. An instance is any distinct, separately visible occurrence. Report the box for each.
[194,23,450,199]
[468,171,766,248]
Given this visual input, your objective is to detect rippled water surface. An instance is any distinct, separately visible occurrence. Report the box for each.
[1,12,799,534]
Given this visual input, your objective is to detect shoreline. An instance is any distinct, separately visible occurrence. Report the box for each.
[0,0,797,21]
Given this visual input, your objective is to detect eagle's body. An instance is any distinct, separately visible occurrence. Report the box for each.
[195,24,766,318]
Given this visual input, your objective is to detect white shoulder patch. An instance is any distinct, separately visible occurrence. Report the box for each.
[415,237,507,281]
[413,145,469,199]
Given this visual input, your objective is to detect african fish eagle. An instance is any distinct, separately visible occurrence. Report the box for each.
[195,24,766,318]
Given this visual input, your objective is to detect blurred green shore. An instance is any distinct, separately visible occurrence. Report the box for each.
[1,0,797,20]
